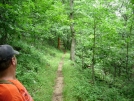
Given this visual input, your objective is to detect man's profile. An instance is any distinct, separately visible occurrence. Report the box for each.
[0,44,33,101]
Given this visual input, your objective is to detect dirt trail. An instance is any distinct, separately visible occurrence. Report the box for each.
[52,53,65,101]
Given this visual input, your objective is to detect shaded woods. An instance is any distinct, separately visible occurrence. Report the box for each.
[0,0,134,101]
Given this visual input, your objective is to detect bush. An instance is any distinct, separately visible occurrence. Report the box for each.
[73,68,129,101]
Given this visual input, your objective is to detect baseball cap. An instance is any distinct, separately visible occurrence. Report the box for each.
[0,45,19,63]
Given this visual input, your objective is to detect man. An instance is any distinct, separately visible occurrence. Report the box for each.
[0,44,33,101]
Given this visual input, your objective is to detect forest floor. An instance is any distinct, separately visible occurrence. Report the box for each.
[52,53,65,101]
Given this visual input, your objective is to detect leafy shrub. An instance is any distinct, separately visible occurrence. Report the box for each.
[73,68,129,101]
[121,80,134,101]
[10,41,47,89]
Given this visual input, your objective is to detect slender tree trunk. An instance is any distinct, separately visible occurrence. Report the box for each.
[92,18,96,84]
[61,0,65,3]
[82,47,84,69]
[122,14,129,79]
[114,65,117,77]
[129,24,133,79]
[70,0,75,61]
[118,66,121,77]
[126,36,129,79]
[58,37,60,49]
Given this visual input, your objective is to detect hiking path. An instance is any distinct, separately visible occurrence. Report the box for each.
[52,53,65,101]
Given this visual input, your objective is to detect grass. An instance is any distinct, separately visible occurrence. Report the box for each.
[14,40,64,101]
[15,41,130,101]
[62,52,78,101]
[32,48,63,101]
[14,41,79,101]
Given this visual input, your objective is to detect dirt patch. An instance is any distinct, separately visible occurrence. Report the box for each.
[52,54,65,101]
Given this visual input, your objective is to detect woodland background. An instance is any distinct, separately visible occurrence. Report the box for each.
[0,0,134,101]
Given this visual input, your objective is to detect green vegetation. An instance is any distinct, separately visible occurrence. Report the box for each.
[15,41,63,101]
[0,0,134,101]
[62,52,76,101]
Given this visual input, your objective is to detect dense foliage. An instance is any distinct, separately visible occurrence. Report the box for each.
[74,0,134,100]
[0,0,134,100]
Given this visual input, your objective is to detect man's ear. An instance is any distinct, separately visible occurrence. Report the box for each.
[11,56,16,65]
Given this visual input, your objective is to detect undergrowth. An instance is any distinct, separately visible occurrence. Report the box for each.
[62,52,77,101]
[73,68,130,101]
[9,40,133,101]
[62,53,131,101]
[10,40,63,101]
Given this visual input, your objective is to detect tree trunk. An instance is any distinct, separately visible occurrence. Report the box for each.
[114,65,117,77]
[92,18,96,84]
[58,37,60,49]
[61,0,65,3]
[70,0,75,61]
[82,48,84,69]
[126,37,129,79]
[129,24,133,79]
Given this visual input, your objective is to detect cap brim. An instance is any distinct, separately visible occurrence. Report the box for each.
[14,50,19,55]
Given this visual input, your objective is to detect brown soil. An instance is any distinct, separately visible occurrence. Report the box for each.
[52,54,65,101]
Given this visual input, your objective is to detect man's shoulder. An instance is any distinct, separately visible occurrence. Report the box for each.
[0,83,18,93]
[9,79,25,89]
[0,83,23,101]
[0,84,15,100]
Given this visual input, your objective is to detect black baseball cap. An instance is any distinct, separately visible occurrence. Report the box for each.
[0,45,19,63]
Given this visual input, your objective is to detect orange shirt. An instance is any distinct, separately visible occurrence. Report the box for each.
[0,79,33,101]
